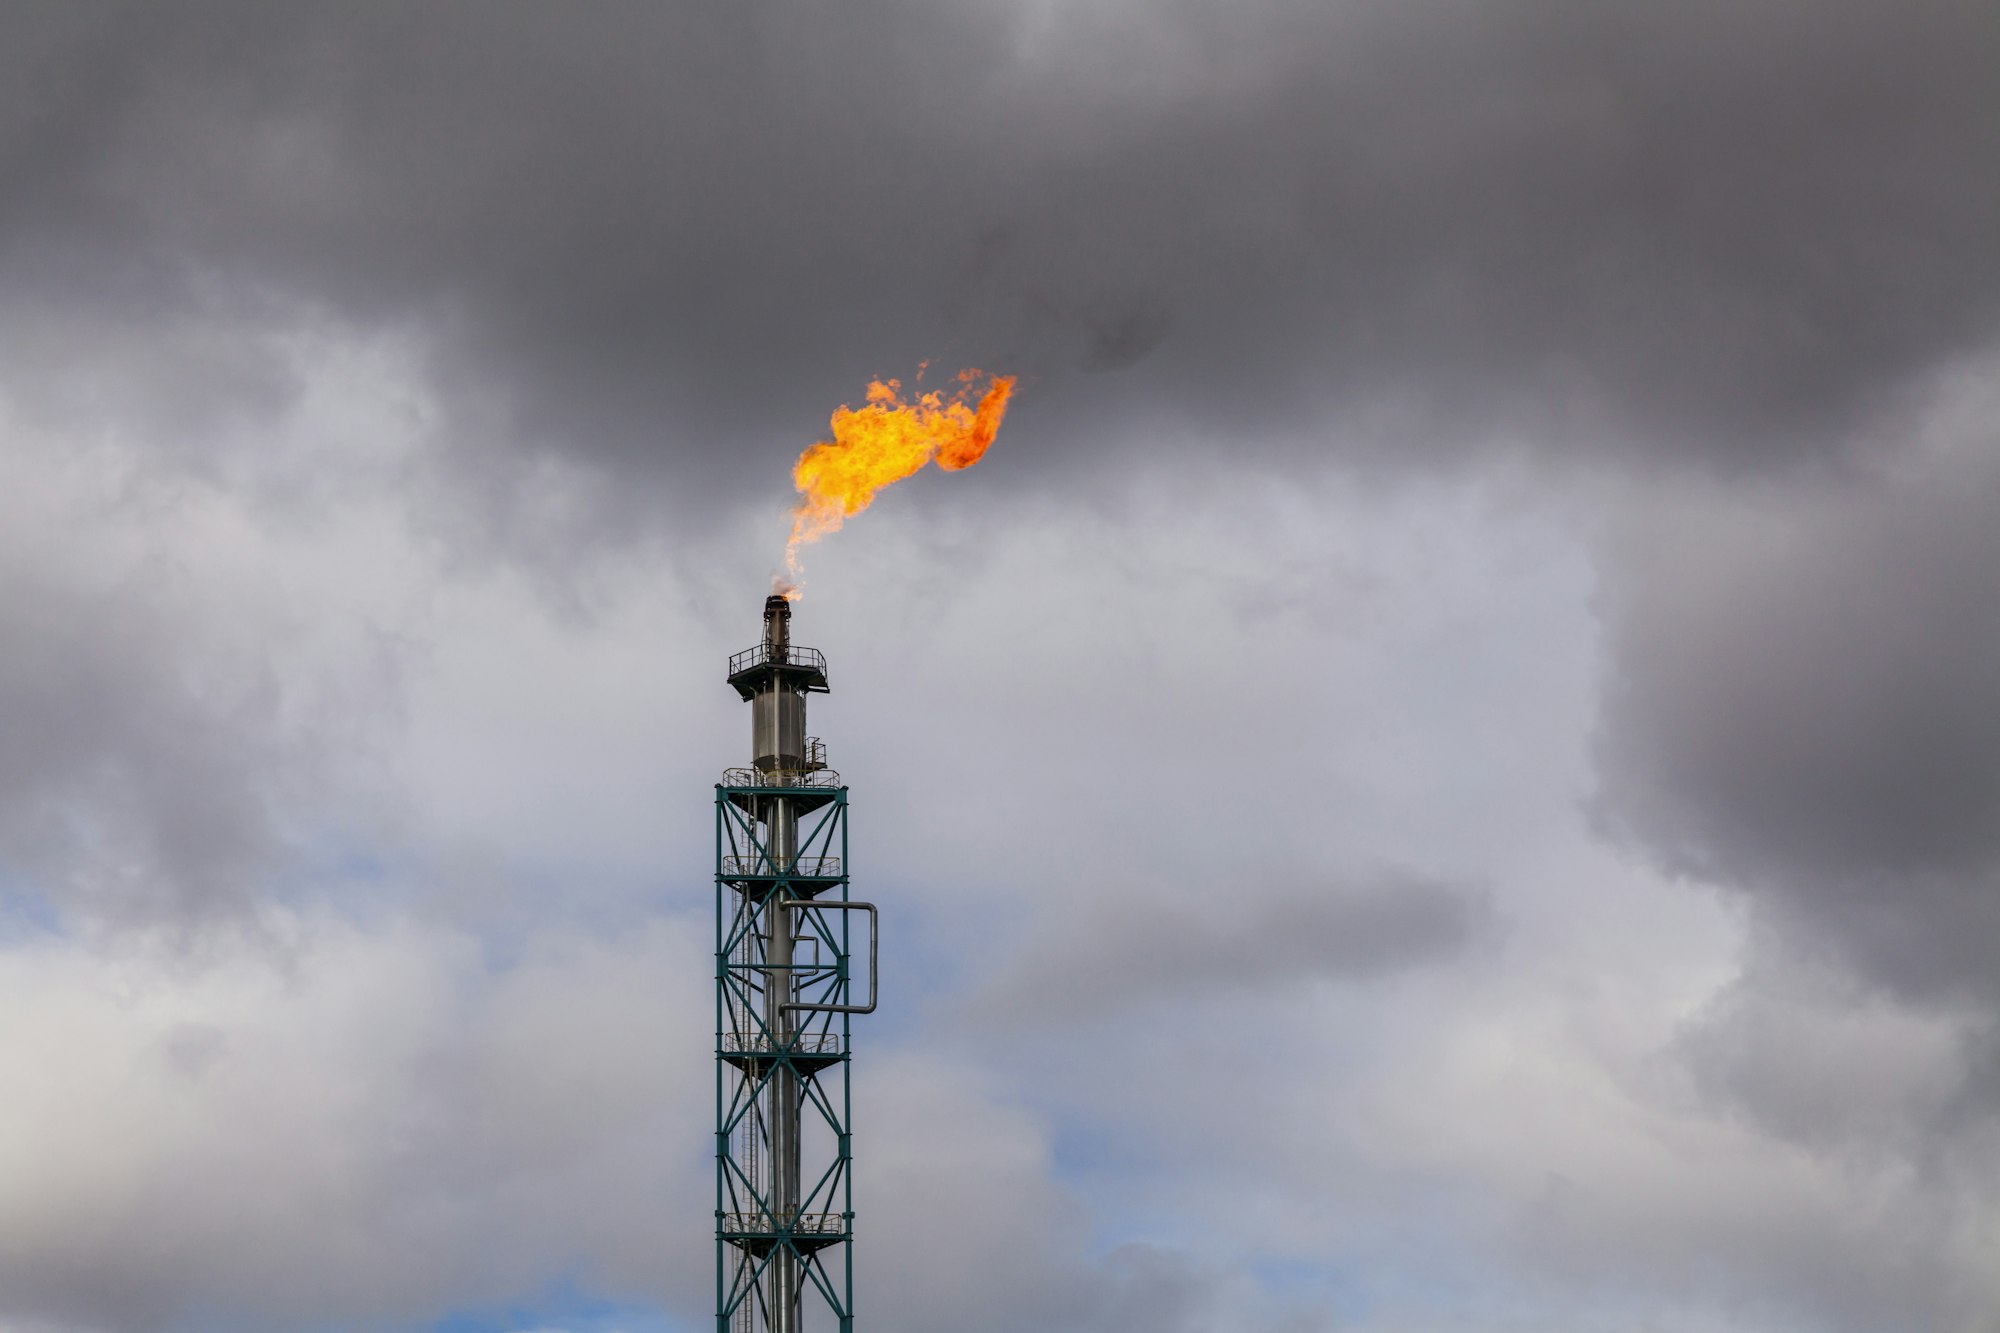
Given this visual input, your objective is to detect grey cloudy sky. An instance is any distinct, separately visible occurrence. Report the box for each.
[2,3,1997,1331]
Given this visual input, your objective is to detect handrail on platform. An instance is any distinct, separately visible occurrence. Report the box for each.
[720,855,843,877]
[721,767,842,789]
[727,642,827,677]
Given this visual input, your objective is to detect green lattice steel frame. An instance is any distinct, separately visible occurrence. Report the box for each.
[716,783,855,1332]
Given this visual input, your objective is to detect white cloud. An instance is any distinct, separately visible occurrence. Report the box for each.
[0,910,712,1330]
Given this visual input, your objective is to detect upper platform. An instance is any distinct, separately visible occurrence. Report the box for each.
[726,641,829,699]
[718,766,845,815]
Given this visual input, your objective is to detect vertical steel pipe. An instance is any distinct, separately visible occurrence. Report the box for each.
[763,792,799,1333]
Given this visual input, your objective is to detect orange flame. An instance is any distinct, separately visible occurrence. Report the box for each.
[782,369,1015,589]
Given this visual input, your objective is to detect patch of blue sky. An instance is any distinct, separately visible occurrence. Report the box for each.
[278,817,697,961]
[266,825,415,915]
[0,857,65,944]
[1047,1114,1152,1187]
[427,1274,684,1333]
[1250,1255,1373,1320]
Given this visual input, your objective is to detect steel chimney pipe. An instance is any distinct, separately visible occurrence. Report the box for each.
[752,597,805,772]
[762,593,791,658]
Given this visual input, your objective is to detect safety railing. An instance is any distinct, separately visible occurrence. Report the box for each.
[721,1032,842,1055]
[721,768,842,789]
[720,1212,848,1236]
[727,643,827,677]
[720,855,843,877]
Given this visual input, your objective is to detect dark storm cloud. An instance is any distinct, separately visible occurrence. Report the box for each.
[1675,943,1960,1143]
[3,0,1995,528]
[1592,423,2000,1003]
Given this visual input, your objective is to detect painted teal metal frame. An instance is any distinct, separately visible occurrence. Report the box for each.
[716,781,856,1332]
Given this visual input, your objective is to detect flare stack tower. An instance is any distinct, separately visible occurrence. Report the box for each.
[715,595,872,1332]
